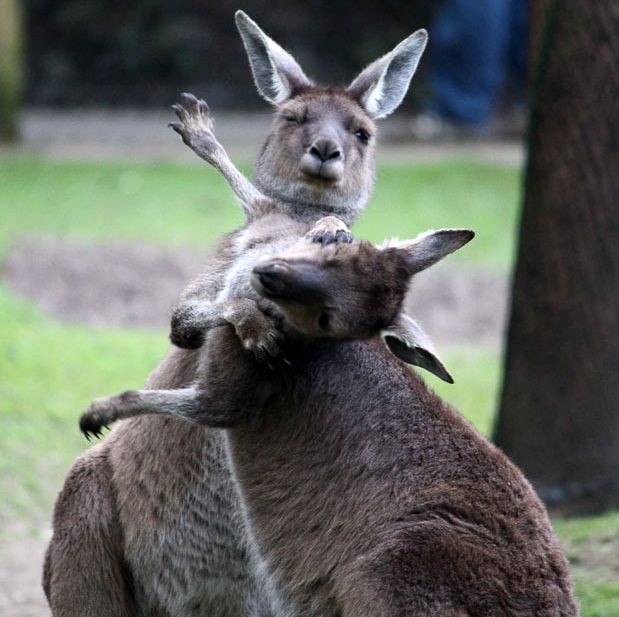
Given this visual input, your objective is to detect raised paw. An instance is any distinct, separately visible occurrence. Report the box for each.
[80,397,118,440]
[169,92,220,156]
[306,216,353,245]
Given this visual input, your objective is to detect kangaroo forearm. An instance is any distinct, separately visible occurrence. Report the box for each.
[170,297,280,359]
[80,386,249,436]
[171,93,266,216]
[170,299,231,349]
[212,153,267,214]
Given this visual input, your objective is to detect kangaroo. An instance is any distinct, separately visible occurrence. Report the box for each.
[44,11,429,617]
[80,227,469,434]
[80,233,577,617]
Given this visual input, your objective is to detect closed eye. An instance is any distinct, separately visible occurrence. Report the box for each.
[282,107,307,124]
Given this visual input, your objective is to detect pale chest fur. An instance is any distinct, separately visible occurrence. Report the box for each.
[108,414,253,616]
[216,215,309,303]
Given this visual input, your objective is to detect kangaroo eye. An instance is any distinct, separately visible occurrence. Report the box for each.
[282,107,307,124]
[318,313,331,331]
[354,129,370,145]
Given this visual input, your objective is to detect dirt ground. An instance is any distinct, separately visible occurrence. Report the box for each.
[0,523,50,617]
[3,235,509,345]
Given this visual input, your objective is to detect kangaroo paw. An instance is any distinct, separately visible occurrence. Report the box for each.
[223,302,283,361]
[80,397,118,439]
[169,92,221,160]
[307,216,353,245]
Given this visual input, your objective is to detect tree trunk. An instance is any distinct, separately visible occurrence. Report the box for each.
[0,0,22,142]
[494,1,619,515]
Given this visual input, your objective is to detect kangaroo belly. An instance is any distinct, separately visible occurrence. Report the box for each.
[109,418,253,616]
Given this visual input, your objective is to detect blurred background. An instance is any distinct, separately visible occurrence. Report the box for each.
[1,1,617,616]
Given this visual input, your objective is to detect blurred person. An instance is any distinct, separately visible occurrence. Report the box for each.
[412,0,527,139]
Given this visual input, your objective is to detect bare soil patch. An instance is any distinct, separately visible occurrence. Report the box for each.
[0,523,50,617]
[3,236,509,345]
[3,236,209,330]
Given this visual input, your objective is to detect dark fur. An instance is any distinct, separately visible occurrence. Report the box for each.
[191,327,578,616]
[76,239,578,616]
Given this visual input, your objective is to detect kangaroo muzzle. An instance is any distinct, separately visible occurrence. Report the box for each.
[251,261,328,303]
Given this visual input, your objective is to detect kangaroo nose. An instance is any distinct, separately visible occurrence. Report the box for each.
[309,138,341,163]
[251,262,291,296]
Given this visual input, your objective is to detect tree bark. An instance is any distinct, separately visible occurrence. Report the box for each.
[494,1,619,515]
[0,0,22,142]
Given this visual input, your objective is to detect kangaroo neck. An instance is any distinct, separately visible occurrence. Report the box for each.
[252,175,368,228]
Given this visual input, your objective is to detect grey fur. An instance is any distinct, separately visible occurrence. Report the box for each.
[80,228,473,431]
[44,11,427,616]
[235,11,313,105]
[347,29,428,119]
[80,237,577,617]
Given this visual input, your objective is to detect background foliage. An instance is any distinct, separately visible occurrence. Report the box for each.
[25,0,435,107]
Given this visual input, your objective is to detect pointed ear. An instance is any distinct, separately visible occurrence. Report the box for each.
[235,11,313,105]
[382,229,474,274]
[381,315,454,384]
[347,29,428,119]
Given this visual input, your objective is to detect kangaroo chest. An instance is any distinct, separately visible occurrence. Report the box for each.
[111,420,253,617]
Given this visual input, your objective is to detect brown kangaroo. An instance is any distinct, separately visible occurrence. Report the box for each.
[44,11,429,617]
[80,233,578,617]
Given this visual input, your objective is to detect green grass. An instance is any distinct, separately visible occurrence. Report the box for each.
[0,287,169,520]
[366,162,520,265]
[0,156,520,266]
[1,155,617,612]
[555,511,619,617]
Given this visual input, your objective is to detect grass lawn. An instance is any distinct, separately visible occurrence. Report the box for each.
[0,156,519,266]
[1,155,617,615]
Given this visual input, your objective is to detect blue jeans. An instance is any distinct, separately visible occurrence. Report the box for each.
[429,0,527,126]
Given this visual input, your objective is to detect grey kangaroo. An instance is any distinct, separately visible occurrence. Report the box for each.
[44,11,429,617]
[80,233,578,617]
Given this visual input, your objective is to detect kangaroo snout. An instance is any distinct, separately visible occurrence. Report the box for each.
[309,138,342,163]
[300,137,344,182]
[252,260,328,303]
[251,262,292,297]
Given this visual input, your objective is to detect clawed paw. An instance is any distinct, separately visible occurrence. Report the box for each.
[80,399,116,440]
[307,216,353,246]
[241,327,283,361]
[222,300,284,362]
[169,92,217,151]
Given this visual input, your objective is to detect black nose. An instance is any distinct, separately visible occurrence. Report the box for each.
[252,262,290,296]
[309,138,341,163]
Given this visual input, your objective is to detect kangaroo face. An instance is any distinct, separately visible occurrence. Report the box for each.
[252,229,475,342]
[235,11,428,222]
[254,91,377,218]
[252,242,410,339]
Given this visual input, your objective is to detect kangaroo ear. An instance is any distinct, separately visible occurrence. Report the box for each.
[381,315,453,383]
[347,29,428,119]
[235,11,314,105]
[382,229,474,274]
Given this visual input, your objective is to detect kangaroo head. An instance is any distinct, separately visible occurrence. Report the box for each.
[251,229,474,381]
[235,11,428,224]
